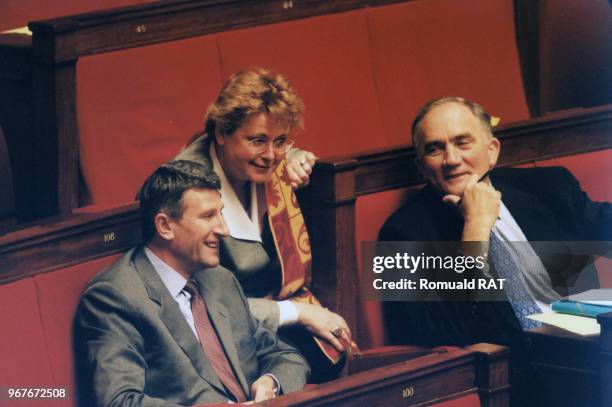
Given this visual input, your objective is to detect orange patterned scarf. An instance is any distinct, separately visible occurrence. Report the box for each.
[264,159,344,364]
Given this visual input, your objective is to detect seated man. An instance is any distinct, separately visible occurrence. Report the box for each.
[379,97,611,405]
[75,160,309,406]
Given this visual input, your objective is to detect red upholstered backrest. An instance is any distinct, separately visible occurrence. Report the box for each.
[367,0,530,145]
[0,255,119,406]
[77,36,223,206]
[355,187,418,348]
[536,149,612,288]
[536,149,612,203]
[34,255,119,397]
[0,278,55,388]
[73,1,528,207]
[217,9,386,157]
[431,393,480,407]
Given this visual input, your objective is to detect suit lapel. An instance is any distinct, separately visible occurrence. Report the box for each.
[493,174,561,241]
[132,248,227,395]
[200,284,250,397]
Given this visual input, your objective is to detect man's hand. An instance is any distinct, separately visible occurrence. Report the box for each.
[250,374,278,402]
[286,149,317,189]
[291,301,352,351]
[443,174,501,241]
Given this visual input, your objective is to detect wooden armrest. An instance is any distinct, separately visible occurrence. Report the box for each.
[348,345,445,374]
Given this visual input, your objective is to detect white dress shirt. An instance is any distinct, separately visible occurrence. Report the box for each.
[144,247,201,339]
[493,202,559,313]
[210,144,299,326]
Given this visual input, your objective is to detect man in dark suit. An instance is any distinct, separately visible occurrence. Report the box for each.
[379,97,611,405]
[75,160,309,407]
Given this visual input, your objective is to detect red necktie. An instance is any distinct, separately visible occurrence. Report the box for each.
[184,280,247,402]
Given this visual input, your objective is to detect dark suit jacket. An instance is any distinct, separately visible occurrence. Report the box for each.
[75,247,309,407]
[379,166,611,350]
[379,166,611,405]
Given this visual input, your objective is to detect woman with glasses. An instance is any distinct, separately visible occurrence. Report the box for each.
[176,68,352,381]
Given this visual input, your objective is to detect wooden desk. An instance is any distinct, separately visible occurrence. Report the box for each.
[262,344,509,406]
[527,312,612,407]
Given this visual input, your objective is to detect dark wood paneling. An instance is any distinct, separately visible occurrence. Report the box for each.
[0,127,16,232]
[0,106,609,284]
[514,0,540,117]
[0,35,36,222]
[308,167,359,338]
[31,58,79,216]
[465,343,511,407]
[7,0,410,219]
[28,0,409,61]
[599,312,612,406]
[495,105,612,166]
[528,323,605,407]
[318,105,612,197]
[262,346,509,406]
[0,203,139,284]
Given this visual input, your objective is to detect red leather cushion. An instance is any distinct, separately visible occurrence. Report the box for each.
[430,393,480,407]
[77,36,223,206]
[536,149,612,202]
[367,0,530,146]
[536,150,612,288]
[355,187,420,348]
[217,9,386,157]
[34,255,120,398]
[0,278,54,387]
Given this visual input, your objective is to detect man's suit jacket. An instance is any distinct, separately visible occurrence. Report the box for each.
[379,166,611,350]
[75,247,309,407]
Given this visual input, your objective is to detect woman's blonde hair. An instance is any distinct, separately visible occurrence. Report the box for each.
[204,67,304,137]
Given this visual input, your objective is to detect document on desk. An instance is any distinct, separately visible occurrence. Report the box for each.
[1,26,32,35]
[527,313,600,336]
[568,288,612,307]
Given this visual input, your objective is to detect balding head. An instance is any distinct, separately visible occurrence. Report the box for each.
[411,97,500,196]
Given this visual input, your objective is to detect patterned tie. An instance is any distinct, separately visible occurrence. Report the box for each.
[183,280,247,402]
[488,233,543,330]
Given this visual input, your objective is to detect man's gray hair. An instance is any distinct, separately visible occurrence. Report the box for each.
[411,97,493,150]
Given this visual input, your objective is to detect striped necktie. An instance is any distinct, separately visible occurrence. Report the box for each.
[489,233,543,330]
[184,280,247,402]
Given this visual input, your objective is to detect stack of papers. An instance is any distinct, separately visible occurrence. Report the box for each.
[568,288,612,307]
[527,313,600,336]
[527,289,612,336]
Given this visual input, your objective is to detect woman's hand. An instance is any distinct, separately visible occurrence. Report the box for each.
[291,301,352,351]
[286,149,317,189]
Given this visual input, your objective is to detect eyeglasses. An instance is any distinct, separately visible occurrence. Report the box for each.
[246,137,295,155]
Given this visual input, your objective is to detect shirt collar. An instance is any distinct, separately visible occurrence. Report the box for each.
[494,201,528,242]
[144,246,189,298]
[210,143,262,242]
